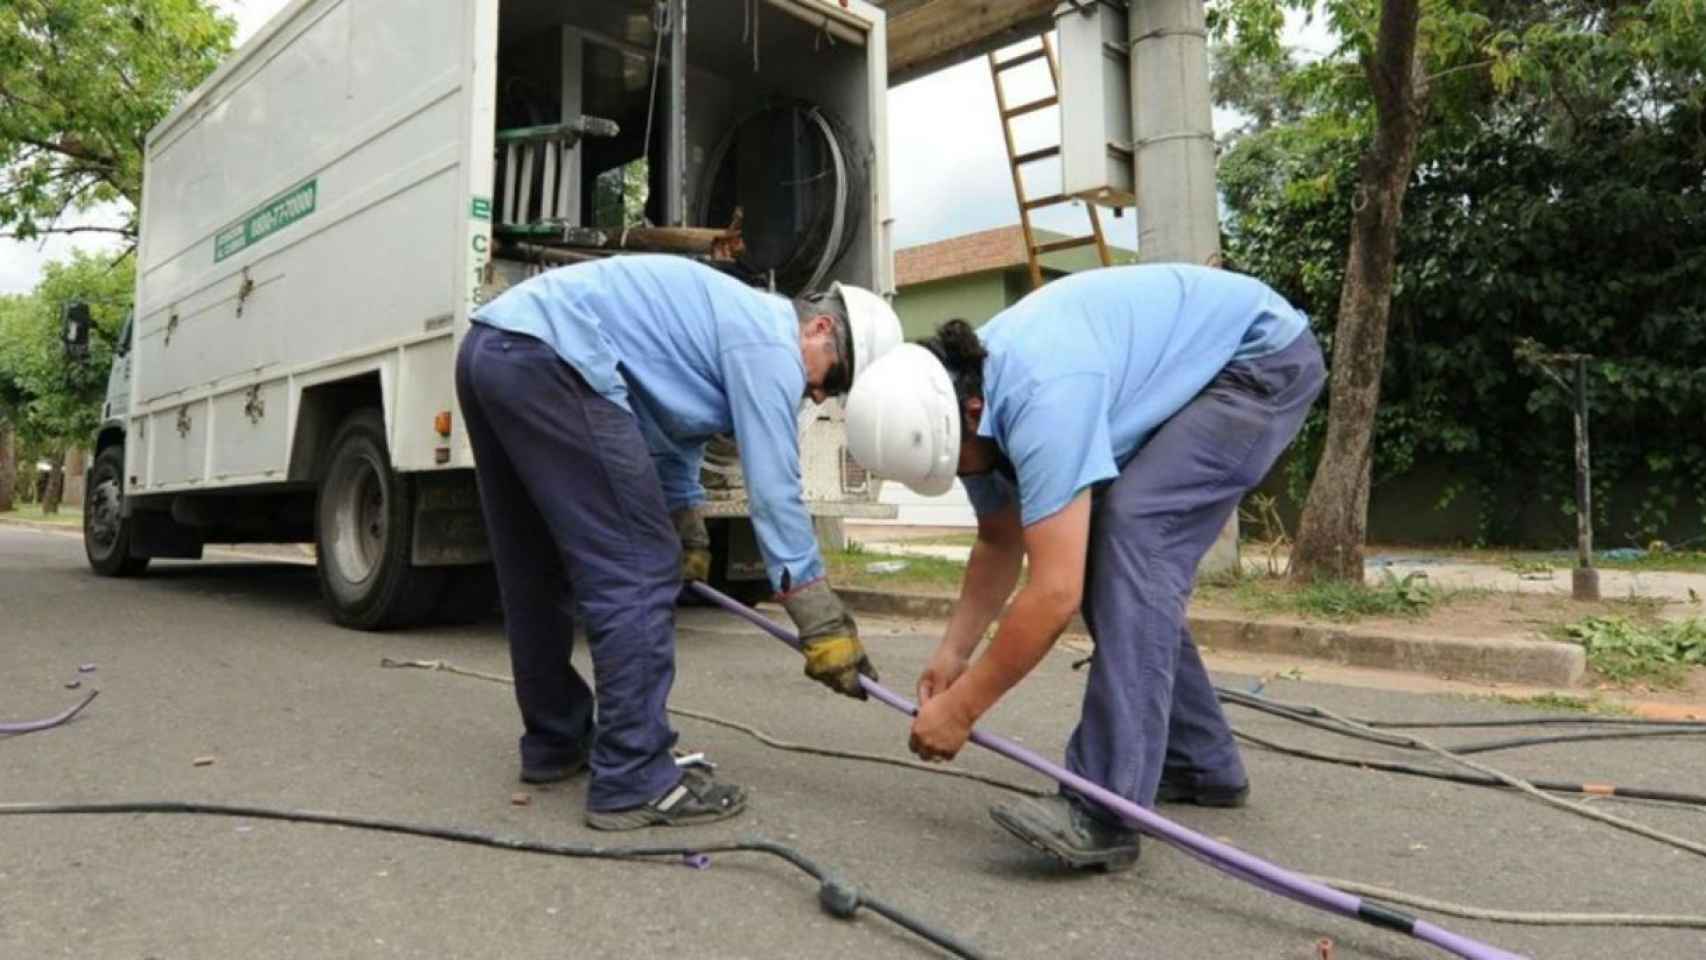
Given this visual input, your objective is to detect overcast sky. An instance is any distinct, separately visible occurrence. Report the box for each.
[0,1,1325,293]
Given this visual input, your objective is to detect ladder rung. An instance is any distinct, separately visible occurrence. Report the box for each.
[1033,236,1100,255]
[1022,193,1070,210]
[992,48,1047,72]
[1013,146,1060,165]
[1002,95,1058,120]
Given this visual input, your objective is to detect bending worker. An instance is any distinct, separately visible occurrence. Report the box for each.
[456,254,900,831]
[845,264,1324,870]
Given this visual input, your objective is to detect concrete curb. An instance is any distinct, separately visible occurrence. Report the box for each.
[0,516,82,535]
[838,588,1587,688]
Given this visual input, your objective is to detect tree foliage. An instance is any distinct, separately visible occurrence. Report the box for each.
[0,0,235,243]
[0,252,133,449]
[1215,0,1706,547]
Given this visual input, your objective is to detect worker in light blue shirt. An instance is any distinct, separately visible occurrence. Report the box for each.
[456,254,900,830]
[844,264,1325,870]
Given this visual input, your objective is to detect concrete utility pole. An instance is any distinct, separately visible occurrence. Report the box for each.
[1131,0,1218,264]
[1129,0,1239,571]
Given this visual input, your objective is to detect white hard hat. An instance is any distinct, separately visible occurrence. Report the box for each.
[832,282,903,386]
[844,344,961,497]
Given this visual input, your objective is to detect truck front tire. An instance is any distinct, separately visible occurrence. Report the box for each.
[315,409,444,629]
[84,446,150,577]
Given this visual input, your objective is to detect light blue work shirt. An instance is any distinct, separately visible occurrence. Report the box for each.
[473,255,823,591]
[961,264,1307,527]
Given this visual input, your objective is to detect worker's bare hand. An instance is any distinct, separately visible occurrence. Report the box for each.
[916,644,970,705]
[909,692,975,762]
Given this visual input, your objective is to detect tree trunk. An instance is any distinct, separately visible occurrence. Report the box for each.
[0,421,14,512]
[41,455,65,515]
[62,447,88,508]
[1290,0,1428,583]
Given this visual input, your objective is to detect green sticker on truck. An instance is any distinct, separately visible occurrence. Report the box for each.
[215,179,318,262]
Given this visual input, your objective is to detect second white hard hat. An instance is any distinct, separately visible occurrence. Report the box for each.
[843,343,961,497]
[832,282,903,387]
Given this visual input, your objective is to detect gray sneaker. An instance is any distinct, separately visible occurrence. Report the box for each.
[989,794,1140,872]
[584,769,747,831]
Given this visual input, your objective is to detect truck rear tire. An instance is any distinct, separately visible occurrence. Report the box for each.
[84,446,150,577]
[315,409,444,629]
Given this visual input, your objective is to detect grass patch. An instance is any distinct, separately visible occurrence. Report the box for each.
[825,548,967,593]
[0,504,82,526]
[1500,556,1557,577]
[911,532,979,548]
[1491,691,1628,715]
[1593,549,1706,574]
[1563,615,1706,686]
[1199,569,1463,623]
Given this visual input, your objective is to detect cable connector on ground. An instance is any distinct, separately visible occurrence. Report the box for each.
[818,876,861,919]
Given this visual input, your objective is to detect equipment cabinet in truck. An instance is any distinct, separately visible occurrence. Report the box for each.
[83,0,896,627]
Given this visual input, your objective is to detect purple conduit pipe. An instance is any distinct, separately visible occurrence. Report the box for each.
[688,581,1525,960]
[1,690,98,735]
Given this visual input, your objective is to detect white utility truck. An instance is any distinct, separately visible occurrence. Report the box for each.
[82,0,896,627]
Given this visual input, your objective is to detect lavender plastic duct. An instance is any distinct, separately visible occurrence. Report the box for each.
[1,691,99,735]
[687,581,1525,960]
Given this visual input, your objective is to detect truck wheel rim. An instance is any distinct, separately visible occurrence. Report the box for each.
[88,476,122,551]
[330,455,385,584]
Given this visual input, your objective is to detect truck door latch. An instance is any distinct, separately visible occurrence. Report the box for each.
[236,268,255,318]
[244,385,265,424]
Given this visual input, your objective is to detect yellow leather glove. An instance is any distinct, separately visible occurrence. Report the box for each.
[782,579,876,699]
[671,507,712,583]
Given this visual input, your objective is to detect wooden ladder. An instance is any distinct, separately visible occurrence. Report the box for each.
[988,35,1112,290]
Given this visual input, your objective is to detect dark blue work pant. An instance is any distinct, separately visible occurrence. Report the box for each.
[1065,330,1326,816]
[454,323,682,811]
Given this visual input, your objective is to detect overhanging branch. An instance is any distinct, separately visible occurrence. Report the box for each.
[0,225,135,241]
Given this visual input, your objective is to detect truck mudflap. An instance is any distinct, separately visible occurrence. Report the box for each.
[130,509,204,560]
[410,470,491,566]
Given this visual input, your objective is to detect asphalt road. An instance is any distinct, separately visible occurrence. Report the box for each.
[3,524,1704,959]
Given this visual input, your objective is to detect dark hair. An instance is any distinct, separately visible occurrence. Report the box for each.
[917,319,987,405]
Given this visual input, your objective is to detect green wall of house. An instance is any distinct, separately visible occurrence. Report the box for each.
[894,234,1139,341]
[894,272,1010,340]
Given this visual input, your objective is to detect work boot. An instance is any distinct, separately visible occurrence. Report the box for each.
[584,769,747,831]
[989,794,1140,872]
[1154,773,1250,808]
[520,757,588,785]
[520,738,594,784]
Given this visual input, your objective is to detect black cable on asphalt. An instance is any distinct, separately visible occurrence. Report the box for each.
[1233,728,1706,808]
[1217,686,1706,729]
[1217,688,1706,756]
[1266,699,1706,859]
[1447,727,1706,755]
[0,801,985,960]
[1362,715,1706,729]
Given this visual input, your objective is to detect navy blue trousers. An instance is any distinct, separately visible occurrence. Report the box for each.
[455,323,682,811]
[1065,331,1326,815]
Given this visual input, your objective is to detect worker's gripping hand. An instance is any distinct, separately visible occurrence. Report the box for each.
[782,579,877,699]
[672,507,712,583]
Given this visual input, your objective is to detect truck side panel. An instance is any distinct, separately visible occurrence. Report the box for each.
[130,0,473,493]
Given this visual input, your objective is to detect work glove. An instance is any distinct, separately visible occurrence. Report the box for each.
[781,579,876,699]
[672,507,712,583]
